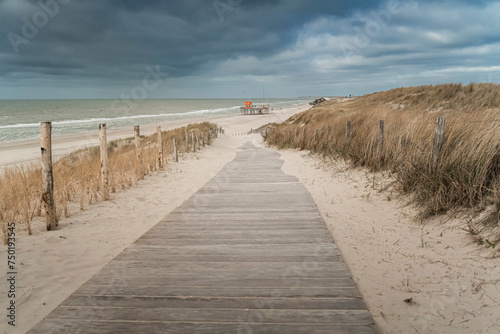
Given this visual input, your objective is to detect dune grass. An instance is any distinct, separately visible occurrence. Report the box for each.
[264,83,500,249]
[0,122,218,244]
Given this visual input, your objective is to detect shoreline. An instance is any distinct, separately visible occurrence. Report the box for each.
[0,103,309,168]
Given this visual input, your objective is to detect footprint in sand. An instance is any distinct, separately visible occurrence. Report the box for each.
[16,286,33,306]
[45,235,66,244]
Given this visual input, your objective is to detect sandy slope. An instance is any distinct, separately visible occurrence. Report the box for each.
[280,151,500,334]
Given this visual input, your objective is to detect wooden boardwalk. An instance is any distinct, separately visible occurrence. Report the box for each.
[29,142,378,334]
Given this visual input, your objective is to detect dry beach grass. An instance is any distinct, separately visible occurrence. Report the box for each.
[265,83,500,252]
[0,122,217,244]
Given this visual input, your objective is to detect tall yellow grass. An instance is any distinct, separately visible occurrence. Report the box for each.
[266,83,500,248]
[0,122,217,244]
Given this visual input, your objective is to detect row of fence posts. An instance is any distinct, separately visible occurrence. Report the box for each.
[39,122,222,231]
[278,115,447,169]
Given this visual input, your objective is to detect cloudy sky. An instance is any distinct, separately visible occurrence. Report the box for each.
[0,0,499,99]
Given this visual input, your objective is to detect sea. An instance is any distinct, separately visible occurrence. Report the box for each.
[0,98,307,144]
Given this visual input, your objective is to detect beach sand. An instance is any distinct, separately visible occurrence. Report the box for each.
[1,102,499,333]
[280,152,500,334]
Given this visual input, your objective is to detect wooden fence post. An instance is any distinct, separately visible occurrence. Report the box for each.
[192,131,196,153]
[134,125,143,179]
[378,120,384,153]
[201,132,205,147]
[314,129,319,142]
[157,126,164,170]
[99,124,109,201]
[432,116,446,170]
[173,138,179,162]
[41,122,58,231]
[346,121,352,139]
[185,128,189,153]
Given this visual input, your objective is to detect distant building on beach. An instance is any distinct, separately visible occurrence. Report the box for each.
[240,101,271,115]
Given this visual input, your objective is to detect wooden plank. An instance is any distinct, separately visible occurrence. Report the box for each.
[46,307,375,325]
[95,265,350,279]
[113,252,342,263]
[61,295,366,310]
[29,320,377,334]
[125,243,340,256]
[99,260,349,273]
[133,239,335,246]
[85,276,357,288]
[74,285,361,298]
[138,229,332,239]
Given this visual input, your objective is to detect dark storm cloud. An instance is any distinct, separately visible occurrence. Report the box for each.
[0,0,499,98]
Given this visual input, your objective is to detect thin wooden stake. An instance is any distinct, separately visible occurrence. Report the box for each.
[185,128,189,153]
[99,124,109,201]
[378,120,384,153]
[157,126,164,170]
[41,122,58,231]
[346,121,352,139]
[192,131,196,153]
[173,138,179,162]
[134,125,143,179]
[314,129,319,142]
[201,132,205,147]
[432,116,446,170]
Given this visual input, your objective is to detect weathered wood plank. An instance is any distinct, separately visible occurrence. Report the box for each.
[61,295,366,310]
[74,285,361,298]
[84,276,357,288]
[113,252,342,263]
[133,237,334,246]
[47,307,375,325]
[29,320,377,334]
[98,260,349,273]
[94,265,351,279]
[126,243,339,256]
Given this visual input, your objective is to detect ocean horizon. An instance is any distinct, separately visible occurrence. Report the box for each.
[0,98,307,144]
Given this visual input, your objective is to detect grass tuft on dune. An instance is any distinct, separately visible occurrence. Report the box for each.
[264,83,500,251]
[1,122,217,244]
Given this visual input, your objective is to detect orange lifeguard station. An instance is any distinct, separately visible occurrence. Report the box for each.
[240,101,270,115]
